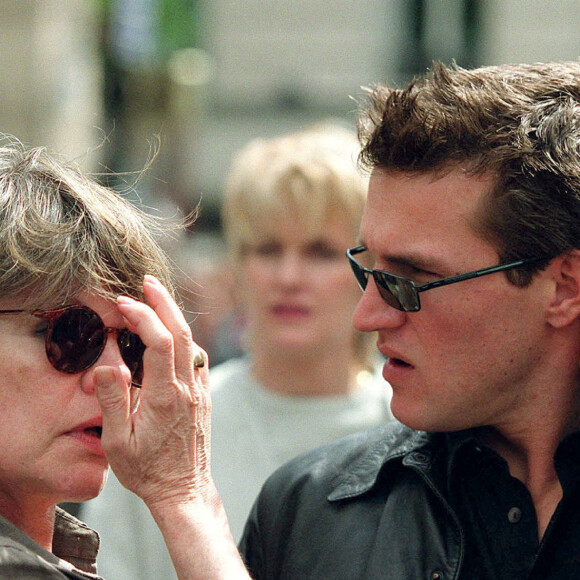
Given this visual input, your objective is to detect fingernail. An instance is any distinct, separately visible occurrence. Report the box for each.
[117,296,135,306]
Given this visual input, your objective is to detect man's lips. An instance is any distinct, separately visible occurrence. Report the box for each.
[378,345,413,368]
[386,357,412,368]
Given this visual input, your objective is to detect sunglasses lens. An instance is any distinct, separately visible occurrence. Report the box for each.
[349,259,368,291]
[373,272,420,312]
[118,331,146,387]
[372,272,405,310]
[47,308,105,373]
[43,306,145,385]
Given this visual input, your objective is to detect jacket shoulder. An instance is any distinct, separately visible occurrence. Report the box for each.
[239,422,435,578]
[261,421,420,504]
[0,540,68,579]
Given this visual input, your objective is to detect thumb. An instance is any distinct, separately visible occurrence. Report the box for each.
[94,367,131,448]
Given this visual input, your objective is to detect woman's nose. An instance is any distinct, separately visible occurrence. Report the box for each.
[277,253,304,284]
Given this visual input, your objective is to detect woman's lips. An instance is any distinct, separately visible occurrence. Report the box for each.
[271,305,310,319]
[83,426,103,438]
[64,421,104,456]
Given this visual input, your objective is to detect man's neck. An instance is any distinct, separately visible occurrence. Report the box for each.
[478,418,579,540]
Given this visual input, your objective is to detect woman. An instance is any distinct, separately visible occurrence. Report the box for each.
[83,123,393,578]
[0,140,247,579]
[213,123,393,536]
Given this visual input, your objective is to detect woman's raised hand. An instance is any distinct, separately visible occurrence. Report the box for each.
[94,275,249,579]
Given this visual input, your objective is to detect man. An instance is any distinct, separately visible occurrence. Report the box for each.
[238,61,580,579]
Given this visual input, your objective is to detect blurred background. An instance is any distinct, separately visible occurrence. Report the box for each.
[1,0,578,361]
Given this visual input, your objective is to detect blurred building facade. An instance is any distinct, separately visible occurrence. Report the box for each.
[0,1,103,167]
[0,0,578,211]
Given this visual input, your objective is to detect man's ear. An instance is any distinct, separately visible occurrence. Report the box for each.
[546,250,580,328]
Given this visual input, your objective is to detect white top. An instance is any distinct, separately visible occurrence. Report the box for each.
[82,356,393,580]
[211,357,393,540]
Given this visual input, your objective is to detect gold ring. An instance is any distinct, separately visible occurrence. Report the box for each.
[193,351,205,368]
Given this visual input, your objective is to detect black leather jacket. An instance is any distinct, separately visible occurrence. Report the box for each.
[239,422,462,580]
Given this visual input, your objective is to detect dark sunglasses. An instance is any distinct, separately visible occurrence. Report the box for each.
[346,245,551,312]
[0,305,145,387]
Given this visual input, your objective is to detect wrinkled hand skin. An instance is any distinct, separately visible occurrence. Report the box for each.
[94,275,212,508]
[94,276,251,580]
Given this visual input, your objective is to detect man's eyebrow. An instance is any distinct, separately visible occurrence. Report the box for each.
[357,240,443,271]
[384,254,443,272]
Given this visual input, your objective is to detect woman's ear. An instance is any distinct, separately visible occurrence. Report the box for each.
[546,250,580,328]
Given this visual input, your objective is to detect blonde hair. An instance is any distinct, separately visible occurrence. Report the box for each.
[0,138,176,307]
[222,123,368,260]
[221,123,375,368]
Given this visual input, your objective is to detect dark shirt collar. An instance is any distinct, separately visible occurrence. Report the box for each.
[328,423,437,501]
[553,430,580,491]
[445,428,580,490]
[328,426,580,503]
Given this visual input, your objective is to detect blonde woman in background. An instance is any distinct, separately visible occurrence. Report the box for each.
[82,123,393,579]
[213,123,393,538]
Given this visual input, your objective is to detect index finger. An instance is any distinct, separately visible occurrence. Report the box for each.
[142,275,202,386]
[116,295,182,396]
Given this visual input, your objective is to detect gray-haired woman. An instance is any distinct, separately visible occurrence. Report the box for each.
[0,139,248,579]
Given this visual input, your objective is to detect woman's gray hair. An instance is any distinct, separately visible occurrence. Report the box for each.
[0,138,176,308]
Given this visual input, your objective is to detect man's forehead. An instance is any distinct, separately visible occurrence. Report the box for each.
[367,165,496,199]
[360,168,498,263]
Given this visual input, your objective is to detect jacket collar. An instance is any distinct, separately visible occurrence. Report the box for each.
[328,423,437,502]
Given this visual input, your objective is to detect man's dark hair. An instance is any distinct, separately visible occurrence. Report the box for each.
[357,61,580,283]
